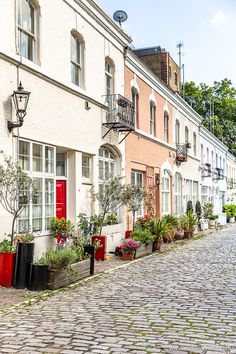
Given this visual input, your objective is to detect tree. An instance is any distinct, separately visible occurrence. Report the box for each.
[125,185,147,229]
[184,79,236,155]
[0,153,38,245]
[90,175,127,235]
[186,200,193,215]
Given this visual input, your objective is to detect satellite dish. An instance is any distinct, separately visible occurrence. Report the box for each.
[113,10,128,27]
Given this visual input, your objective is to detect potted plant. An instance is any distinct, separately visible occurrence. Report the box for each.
[0,239,16,288]
[131,229,154,258]
[162,214,178,242]
[174,216,185,240]
[106,213,118,225]
[50,217,75,246]
[150,218,169,251]
[186,200,193,214]
[28,257,48,291]
[208,214,218,228]
[0,154,37,287]
[46,242,90,290]
[181,213,198,239]
[120,240,139,261]
[223,204,234,223]
[14,233,35,289]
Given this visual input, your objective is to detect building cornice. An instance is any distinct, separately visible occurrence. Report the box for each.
[200,126,228,153]
[0,52,107,110]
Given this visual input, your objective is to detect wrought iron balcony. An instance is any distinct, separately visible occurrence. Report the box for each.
[201,163,212,178]
[227,178,234,189]
[212,167,224,181]
[102,94,135,143]
[176,144,188,163]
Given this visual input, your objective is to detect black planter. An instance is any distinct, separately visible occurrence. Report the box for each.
[28,264,48,291]
[14,243,34,289]
[84,245,95,275]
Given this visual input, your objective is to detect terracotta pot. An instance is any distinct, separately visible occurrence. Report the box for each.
[174,230,184,240]
[163,230,175,243]
[122,252,134,261]
[184,230,194,239]
[153,239,163,251]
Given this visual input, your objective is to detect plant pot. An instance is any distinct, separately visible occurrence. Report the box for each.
[47,258,90,290]
[125,230,132,239]
[14,242,34,289]
[163,230,175,242]
[208,220,216,229]
[184,230,192,239]
[84,245,95,275]
[91,235,106,261]
[28,264,48,291]
[0,252,16,288]
[152,239,163,252]
[122,252,134,261]
[174,230,184,240]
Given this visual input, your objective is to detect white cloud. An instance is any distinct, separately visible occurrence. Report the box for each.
[211,10,228,26]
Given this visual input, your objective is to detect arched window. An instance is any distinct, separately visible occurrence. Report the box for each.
[105,58,114,96]
[71,31,85,87]
[162,169,171,215]
[216,153,218,168]
[185,126,189,143]
[175,120,180,144]
[174,173,182,215]
[150,101,156,135]
[99,146,117,183]
[132,87,139,128]
[17,0,40,62]
[211,151,214,167]
[164,112,169,142]
[193,132,196,156]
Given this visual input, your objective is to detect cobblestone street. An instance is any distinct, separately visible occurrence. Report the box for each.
[0,226,236,354]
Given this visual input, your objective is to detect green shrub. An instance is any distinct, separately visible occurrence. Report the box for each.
[132,229,154,245]
[186,200,193,214]
[45,247,79,270]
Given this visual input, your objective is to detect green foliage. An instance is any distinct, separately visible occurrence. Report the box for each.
[195,201,202,219]
[184,79,236,155]
[203,203,214,219]
[15,233,35,243]
[208,214,218,221]
[186,200,193,215]
[162,214,178,230]
[0,239,15,253]
[149,218,170,240]
[50,217,75,238]
[135,215,154,231]
[44,247,79,270]
[223,204,236,218]
[179,213,198,231]
[132,229,154,245]
[0,153,38,246]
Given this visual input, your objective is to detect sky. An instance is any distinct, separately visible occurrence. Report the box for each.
[96,0,236,86]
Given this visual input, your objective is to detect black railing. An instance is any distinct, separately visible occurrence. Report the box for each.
[104,94,135,130]
[201,163,211,178]
[176,144,188,162]
[213,167,224,181]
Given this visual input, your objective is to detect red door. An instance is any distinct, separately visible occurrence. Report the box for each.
[56,180,67,219]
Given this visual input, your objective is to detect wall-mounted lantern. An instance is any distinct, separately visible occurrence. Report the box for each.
[8,82,31,132]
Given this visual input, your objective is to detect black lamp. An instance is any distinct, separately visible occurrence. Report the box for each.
[8,82,31,132]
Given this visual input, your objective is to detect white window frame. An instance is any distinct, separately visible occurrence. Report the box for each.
[174,173,182,215]
[164,112,169,142]
[105,59,114,96]
[17,0,39,63]
[82,154,92,183]
[18,139,56,234]
[131,170,144,217]
[162,169,171,215]
[175,120,180,144]
[71,32,84,88]
[150,103,155,135]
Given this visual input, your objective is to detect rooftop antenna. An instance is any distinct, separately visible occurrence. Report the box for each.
[177,41,184,96]
[113,10,128,28]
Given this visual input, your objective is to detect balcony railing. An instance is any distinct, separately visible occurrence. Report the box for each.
[176,144,188,163]
[102,94,135,143]
[227,178,234,189]
[213,167,224,181]
[201,163,212,178]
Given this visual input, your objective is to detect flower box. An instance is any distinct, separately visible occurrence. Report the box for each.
[134,243,153,259]
[47,258,90,290]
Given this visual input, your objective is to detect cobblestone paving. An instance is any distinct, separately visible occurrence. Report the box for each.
[0,226,236,354]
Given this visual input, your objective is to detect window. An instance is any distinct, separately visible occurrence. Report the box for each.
[206,148,209,163]
[201,144,204,164]
[168,65,172,79]
[71,32,84,87]
[211,151,214,167]
[201,185,208,205]
[175,120,180,144]
[161,61,165,80]
[105,59,114,96]
[162,169,171,215]
[164,112,169,142]
[150,103,155,135]
[17,0,39,62]
[56,153,66,177]
[174,72,178,85]
[82,154,92,181]
[132,89,139,127]
[131,170,144,216]
[193,133,196,156]
[192,181,198,209]
[18,140,56,233]
[216,154,218,168]
[185,126,189,143]
[174,173,182,215]
[185,179,192,205]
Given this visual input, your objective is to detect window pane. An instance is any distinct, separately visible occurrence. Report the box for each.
[45,146,54,173]
[19,140,30,170]
[82,155,90,179]
[33,144,42,172]
[56,153,66,176]
[45,179,54,230]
